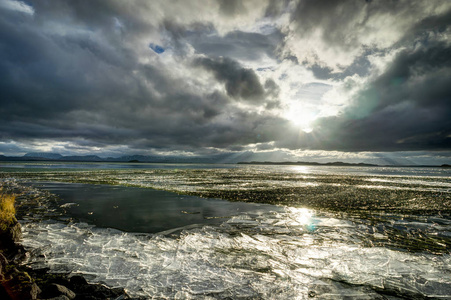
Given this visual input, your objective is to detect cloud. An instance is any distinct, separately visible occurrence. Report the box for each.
[0,0,34,15]
[286,0,450,72]
[0,1,288,154]
[187,29,284,62]
[263,2,451,152]
[278,39,451,151]
[194,57,266,102]
[0,0,450,162]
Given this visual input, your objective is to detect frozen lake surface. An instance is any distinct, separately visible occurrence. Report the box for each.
[1,163,450,299]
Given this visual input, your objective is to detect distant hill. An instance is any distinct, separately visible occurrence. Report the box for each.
[24,152,63,160]
[237,161,451,167]
[0,153,162,163]
[0,152,231,164]
[237,161,379,167]
[62,155,103,161]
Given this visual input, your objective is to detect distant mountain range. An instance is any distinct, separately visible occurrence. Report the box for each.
[0,152,236,163]
[0,153,449,167]
[24,152,64,160]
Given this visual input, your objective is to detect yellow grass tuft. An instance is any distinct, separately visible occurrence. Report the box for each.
[0,189,16,231]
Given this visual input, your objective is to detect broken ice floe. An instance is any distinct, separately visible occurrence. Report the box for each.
[21,208,451,299]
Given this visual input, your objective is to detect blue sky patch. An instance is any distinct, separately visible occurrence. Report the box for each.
[149,43,165,54]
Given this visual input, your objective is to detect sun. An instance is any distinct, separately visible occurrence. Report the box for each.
[283,105,317,133]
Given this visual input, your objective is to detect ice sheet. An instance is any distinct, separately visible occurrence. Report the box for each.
[3,167,450,299]
[21,208,451,299]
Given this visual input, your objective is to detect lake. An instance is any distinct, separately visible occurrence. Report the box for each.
[1,162,450,299]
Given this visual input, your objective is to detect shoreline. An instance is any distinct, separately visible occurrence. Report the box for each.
[0,181,143,300]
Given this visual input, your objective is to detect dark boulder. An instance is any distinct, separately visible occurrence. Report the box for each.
[0,267,41,300]
[0,221,22,254]
[69,281,126,299]
[40,283,76,300]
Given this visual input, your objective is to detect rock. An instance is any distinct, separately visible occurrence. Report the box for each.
[11,244,28,264]
[70,282,126,299]
[0,253,7,281]
[1,279,41,300]
[28,283,42,299]
[69,275,87,286]
[26,267,71,288]
[0,219,37,300]
[0,221,21,253]
[40,283,76,300]
[9,222,22,244]
[68,275,135,299]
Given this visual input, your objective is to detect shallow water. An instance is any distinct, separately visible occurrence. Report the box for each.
[34,182,283,233]
[1,163,450,299]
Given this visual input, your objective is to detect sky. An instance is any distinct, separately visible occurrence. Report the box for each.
[0,0,450,165]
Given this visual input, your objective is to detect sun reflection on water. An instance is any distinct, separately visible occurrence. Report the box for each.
[286,207,317,232]
[290,166,312,174]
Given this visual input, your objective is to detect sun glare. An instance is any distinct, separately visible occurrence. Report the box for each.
[290,165,311,173]
[284,106,317,133]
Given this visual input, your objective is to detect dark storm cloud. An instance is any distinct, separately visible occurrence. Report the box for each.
[291,0,367,48]
[277,40,451,151]
[1,0,450,158]
[399,7,451,46]
[366,44,451,109]
[0,0,289,154]
[194,57,265,102]
[332,42,451,151]
[264,0,290,17]
[31,0,155,37]
[217,0,246,16]
[0,12,133,126]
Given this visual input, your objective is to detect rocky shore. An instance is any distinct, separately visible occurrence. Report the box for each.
[0,181,144,300]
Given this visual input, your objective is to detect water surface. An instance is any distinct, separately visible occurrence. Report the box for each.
[1,163,450,299]
[34,182,283,233]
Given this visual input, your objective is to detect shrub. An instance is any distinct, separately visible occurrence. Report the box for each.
[0,190,16,231]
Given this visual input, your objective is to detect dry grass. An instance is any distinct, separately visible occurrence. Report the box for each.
[0,189,16,231]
